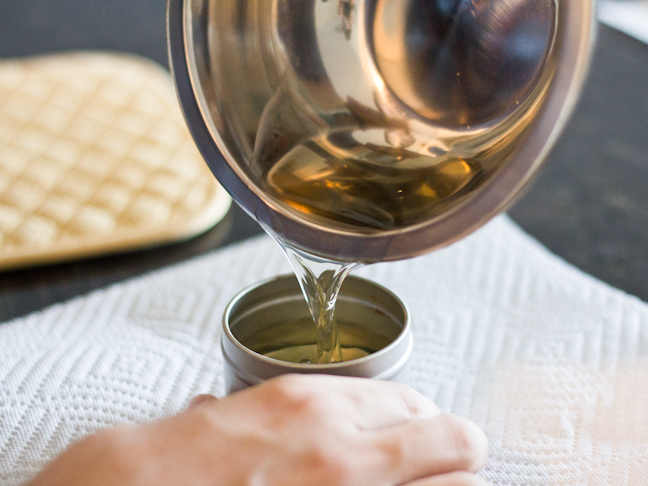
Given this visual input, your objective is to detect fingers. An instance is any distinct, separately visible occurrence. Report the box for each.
[406,471,489,486]
[187,394,218,410]
[250,375,439,429]
[369,414,489,484]
[182,378,488,486]
[313,375,440,426]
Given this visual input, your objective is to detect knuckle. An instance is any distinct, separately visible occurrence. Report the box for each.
[438,415,489,472]
[264,375,324,414]
[304,446,354,484]
[400,388,438,419]
[377,436,408,470]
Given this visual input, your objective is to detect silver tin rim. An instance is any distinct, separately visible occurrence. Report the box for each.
[167,0,596,263]
[221,274,412,386]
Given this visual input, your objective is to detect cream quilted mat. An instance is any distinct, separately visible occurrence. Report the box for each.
[0,52,231,270]
[1,215,648,485]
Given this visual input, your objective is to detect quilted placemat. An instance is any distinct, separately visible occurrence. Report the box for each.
[1,215,647,485]
[0,52,231,270]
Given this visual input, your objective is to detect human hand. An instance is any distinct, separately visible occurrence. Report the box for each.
[28,375,489,486]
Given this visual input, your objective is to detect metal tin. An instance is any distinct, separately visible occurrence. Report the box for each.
[221,274,411,394]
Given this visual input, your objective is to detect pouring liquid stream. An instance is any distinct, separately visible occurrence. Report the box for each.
[243,0,558,364]
[270,234,362,364]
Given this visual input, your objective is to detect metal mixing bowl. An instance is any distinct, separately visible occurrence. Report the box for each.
[168,0,595,262]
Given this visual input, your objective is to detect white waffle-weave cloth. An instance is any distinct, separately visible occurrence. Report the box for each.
[2,215,648,485]
[599,0,648,45]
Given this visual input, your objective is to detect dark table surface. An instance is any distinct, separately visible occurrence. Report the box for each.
[0,1,647,324]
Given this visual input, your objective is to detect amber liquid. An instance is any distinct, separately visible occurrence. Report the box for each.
[275,241,359,364]
[241,0,549,236]
[260,128,492,364]
[239,0,553,364]
[262,132,484,232]
[243,316,394,364]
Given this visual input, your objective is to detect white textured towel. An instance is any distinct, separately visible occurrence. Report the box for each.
[2,215,648,485]
[599,0,648,45]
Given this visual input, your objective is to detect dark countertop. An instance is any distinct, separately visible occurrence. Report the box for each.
[0,1,646,323]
